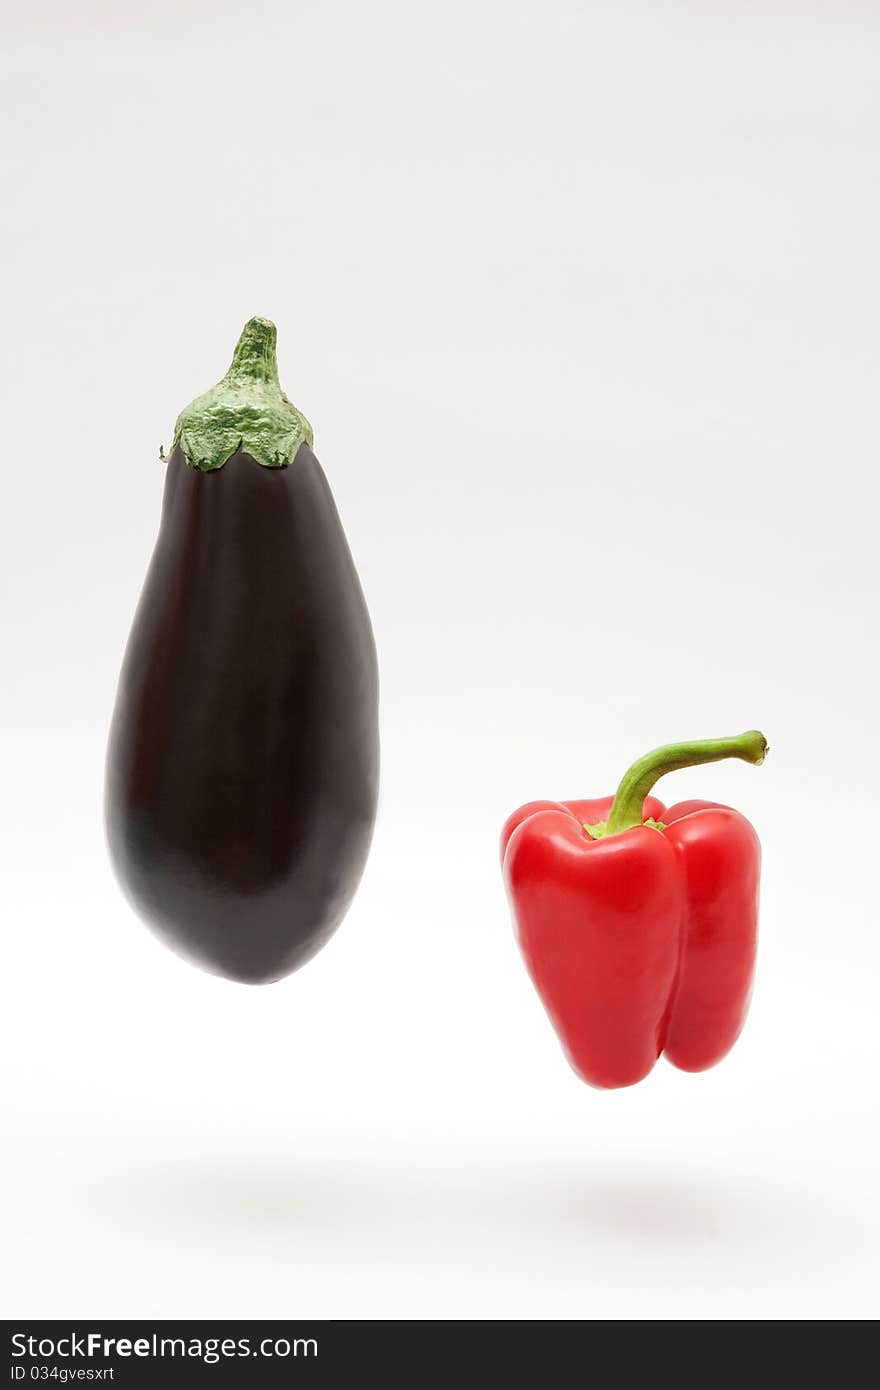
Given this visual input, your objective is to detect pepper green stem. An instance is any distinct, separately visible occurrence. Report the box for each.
[168,316,313,471]
[605,730,768,836]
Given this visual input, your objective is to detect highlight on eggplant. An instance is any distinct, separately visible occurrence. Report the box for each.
[105,317,379,984]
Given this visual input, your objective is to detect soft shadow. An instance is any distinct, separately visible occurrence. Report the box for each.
[90,1152,808,1251]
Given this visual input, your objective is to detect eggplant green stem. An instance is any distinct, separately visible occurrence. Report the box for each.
[168,316,313,471]
[227,316,283,384]
[605,730,768,836]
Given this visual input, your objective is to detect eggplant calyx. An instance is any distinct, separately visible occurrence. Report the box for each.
[167,317,313,471]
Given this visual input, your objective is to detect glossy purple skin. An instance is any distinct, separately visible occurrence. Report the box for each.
[105,444,379,983]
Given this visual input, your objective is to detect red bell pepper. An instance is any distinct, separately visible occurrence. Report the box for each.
[501,731,767,1090]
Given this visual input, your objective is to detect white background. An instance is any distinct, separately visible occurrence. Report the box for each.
[2,1,878,1320]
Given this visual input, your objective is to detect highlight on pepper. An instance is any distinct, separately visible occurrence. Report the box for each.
[500,731,768,1090]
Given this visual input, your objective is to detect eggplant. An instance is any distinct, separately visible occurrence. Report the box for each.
[105,317,379,983]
